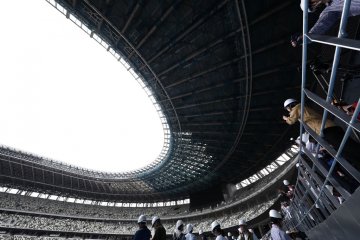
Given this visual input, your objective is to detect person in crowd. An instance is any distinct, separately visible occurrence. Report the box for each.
[237,219,259,240]
[269,210,292,240]
[152,216,166,240]
[278,189,292,203]
[210,221,227,240]
[199,230,208,240]
[283,180,295,200]
[332,99,360,120]
[317,148,359,194]
[227,232,234,240]
[134,215,151,240]
[281,202,292,220]
[173,220,185,240]
[282,98,360,170]
[185,224,196,240]
[291,0,360,47]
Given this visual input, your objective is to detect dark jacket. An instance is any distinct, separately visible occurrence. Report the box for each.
[153,225,167,240]
[134,226,151,240]
[173,232,185,240]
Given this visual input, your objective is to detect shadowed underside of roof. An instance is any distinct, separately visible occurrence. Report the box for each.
[0,0,302,202]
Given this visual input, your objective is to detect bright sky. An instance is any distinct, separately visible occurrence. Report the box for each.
[0,1,165,172]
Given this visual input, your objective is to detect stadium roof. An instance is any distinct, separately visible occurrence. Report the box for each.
[0,0,302,202]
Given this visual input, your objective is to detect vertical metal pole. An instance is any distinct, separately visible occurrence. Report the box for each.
[294,0,309,228]
[300,0,309,153]
[318,0,353,134]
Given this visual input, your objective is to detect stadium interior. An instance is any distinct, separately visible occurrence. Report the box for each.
[0,0,360,240]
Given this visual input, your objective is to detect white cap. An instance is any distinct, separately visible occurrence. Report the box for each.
[283,180,290,186]
[211,221,220,231]
[300,0,314,12]
[227,232,232,237]
[176,220,184,230]
[269,209,282,219]
[325,184,334,194]
[137,215,147,223]
[199,230,203,235]
[186,224,193,233]
[284,99,297,108]
[248,229,253,233]
[238,219,247,226]
[296,163,300,168]
[152,216,160,226]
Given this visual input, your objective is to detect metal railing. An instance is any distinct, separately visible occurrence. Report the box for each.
[284,0,360,233]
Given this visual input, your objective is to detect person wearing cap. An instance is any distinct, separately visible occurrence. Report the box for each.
[291,0,360,47]
[283,180,295,200]
[199,230,208,240]
[185,224,196,240]
[152,216,166,240]
[282,98,360,170]
[173,220,185,240]
[282,99,335,135]
[237,219,259,240]
[210,221,226,240]
[269,210,291,240]
[134,215,152,240]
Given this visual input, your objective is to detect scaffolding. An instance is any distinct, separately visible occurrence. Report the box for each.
[284,0,360,232]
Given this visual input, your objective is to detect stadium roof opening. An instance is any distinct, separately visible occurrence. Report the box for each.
[0,0,166,172]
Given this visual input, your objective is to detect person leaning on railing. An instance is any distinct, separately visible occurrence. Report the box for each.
[282,99,360,171]
[291,0,360,47]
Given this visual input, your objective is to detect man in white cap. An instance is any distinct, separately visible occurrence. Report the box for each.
[210,221,226,240]
[173,220,185,240]
[152,216,166,240]
[283,180,295,200]
[238,219,259,240]
[134,215,151,240]
[185,224,196,240]
[269,210,291,240]
[282,98,360,170]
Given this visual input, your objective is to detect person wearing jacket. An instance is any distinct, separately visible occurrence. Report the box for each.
[185,224,196,240]
[291,0,360,47]
[237,219,259,240]
[173,220,185,240]
[269,210,292,240]
[211,221,227,240]
[282,98,360,170]
[134,215,152,240]
[282,99,335,135]
[152,216,166,240]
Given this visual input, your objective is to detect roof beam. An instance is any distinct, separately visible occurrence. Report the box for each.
[165,57,243,89]
[249,1,292,27]
[121,1,141,34]
[147,0,230,64]
[157,28,241,77]
[132,1,181,52]
[159,66,290,103]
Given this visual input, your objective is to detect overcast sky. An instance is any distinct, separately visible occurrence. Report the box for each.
[0,0,165,172]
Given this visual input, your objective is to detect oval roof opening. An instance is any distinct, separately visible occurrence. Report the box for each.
[0,0,166,173]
